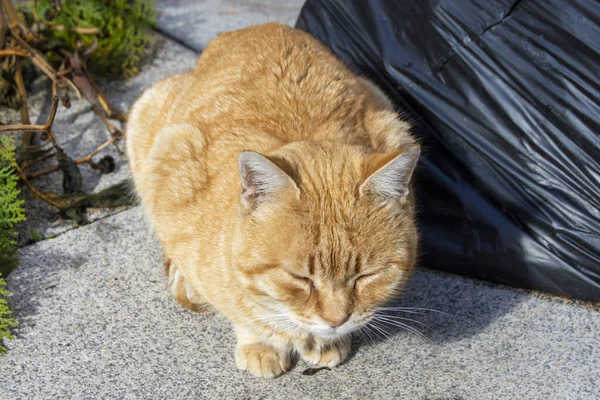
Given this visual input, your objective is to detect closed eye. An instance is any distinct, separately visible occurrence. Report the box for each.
[353,271,381,289]
[289,273,315,289]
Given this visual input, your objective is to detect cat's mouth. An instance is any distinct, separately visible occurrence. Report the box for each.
[257,306,371,339]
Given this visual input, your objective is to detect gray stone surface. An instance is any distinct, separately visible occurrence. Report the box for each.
[1,207,598,399]
[155,0,306,52]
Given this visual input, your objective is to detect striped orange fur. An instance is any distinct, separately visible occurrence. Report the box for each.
[127,23,420,378]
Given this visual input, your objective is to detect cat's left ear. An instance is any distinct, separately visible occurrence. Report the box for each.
[238,151,299,209]
[359,146,420,201]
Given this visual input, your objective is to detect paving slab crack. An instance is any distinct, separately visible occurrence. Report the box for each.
[18,205,137,249]
[152,27,201,54]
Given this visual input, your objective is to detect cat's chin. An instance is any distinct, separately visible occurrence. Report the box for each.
[307,324,359,340]
[313,331,347,340]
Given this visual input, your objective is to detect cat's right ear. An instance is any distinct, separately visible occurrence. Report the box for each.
[359,146,420,202]
[238,151,299,209]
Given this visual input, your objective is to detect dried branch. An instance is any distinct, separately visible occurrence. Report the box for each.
[11,33,61,83]
[0,144,63,208]
[86,71,127,122]
[14,60,33,151]
[28,135,119,180]
[0,1,7,46]
[21,149,57,171]
[0,123,49,133]
[1,0,29,37]
[0,95,59,136]
[0,49,25,56]
[2,143,132,211]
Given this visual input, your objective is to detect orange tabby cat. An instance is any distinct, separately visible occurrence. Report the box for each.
[126,23,420,378]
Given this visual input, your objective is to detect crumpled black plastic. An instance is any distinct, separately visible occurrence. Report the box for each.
[297,0,600,300]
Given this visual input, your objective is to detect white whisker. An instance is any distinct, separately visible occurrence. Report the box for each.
[362,324,380,343]
[357,324,376,345]
[373,317,433,344]
[241,313,289,321]
[376,309,426,315]
[269,320,302,337]
[375,306,450,316]
[239,313,290,327]
[368,320,393,341]
[374,314,440,336]
[353,329,365,345]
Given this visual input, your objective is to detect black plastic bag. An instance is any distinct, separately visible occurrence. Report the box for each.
[297,0,600,300]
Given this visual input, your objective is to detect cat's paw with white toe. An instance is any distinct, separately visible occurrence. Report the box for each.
[235,343,290,379]
[300,335,352,368]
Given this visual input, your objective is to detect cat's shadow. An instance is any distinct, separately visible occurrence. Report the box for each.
[350,267,524,354]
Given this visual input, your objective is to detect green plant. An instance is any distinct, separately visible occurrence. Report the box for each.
[0,275,17,353]
[30,0,157,79]
[0,136,25,277]
[0,136,21,353]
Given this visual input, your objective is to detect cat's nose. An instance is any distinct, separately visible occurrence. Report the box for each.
[322,313,350,328]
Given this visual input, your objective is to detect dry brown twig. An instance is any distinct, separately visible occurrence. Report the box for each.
[0,0,129,211]
[27,135,119,180]
[0,48,24,56]
[0,93,58,139]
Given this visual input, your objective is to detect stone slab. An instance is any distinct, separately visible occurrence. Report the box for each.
[155,0,306,52]
[1,207,598,399]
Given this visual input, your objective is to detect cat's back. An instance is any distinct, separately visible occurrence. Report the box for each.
[185,23,368,140]
[196,22,346,82]
[128,23,351,147]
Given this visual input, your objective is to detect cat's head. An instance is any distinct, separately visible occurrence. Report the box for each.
[232,142,420,339]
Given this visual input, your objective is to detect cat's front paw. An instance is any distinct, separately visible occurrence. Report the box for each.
[235,343,290,379]
[299,335,351,368]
